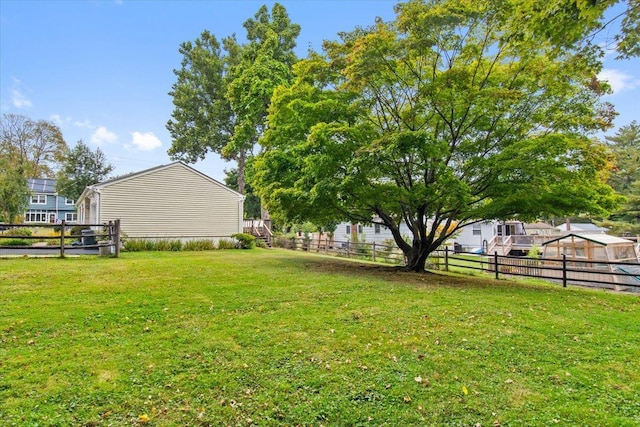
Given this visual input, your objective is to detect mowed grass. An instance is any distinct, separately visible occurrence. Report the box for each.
[1,250,639,426]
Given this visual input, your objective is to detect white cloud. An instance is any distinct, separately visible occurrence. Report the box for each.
[9,77,32,109]
[74,119,94,129]
[130,131,162,151]
[12,89,31,108]
[90,126,118,145]
[49,114,63,125]
[598,69,640,94]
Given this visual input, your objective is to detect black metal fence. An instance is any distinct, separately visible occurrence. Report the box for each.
[0,220,121,258]
[275,237,640,292]
[441,249,640,292]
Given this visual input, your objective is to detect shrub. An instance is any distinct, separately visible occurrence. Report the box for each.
[183,239,216,251]
[155,239,183,251]
[0,238,30,246]
[231,233,256,249]
[7,228,32,238]
[168,240,183,251]
[272,234,297,249]
[271,235,288,248]
[255,238,267,248]
[123,239,156,252]
[217,239,236,250]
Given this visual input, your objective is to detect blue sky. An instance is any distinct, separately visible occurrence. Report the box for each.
[1,1,638,183]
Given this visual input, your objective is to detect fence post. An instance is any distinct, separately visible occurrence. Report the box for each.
[114,219,121,258]
[562,254,567,288]
[60,220,66,258]
[372,242,376,262]
[444,247,449,272]
[494,252,499,280]
[347,241,351,259]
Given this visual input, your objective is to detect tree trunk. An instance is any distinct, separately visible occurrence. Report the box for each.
[403,243,430,272]
[237,149,247,194]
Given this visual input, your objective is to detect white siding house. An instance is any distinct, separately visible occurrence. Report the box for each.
[76,162,244,240]
[333,221,416,245]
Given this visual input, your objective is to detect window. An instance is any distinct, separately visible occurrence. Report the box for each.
[31,194,47,204]
[358,225,363,233]
[25,210,47,222]
[65,213,78,222]
[346,225,351,234]
[374,223,381,234]
[472,223,482,236]
[65,198,74,205]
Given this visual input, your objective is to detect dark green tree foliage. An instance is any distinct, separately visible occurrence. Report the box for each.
[224,167,261,219]
[606,121,640,194]
[56,140,114,201]
[0,156,29,222]
[606,121,640,223]
[166,31,234,166]
[252,0,621,272]
[167,3,300,194]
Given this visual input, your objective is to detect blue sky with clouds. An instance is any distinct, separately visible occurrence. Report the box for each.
[1,0,638,182]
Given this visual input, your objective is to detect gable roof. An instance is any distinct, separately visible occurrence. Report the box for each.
[28,178,57,194]
[78,161,243,201]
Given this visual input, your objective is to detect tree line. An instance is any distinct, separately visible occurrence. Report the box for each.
[167,0,639,271]
[0,114,113,222]
[3,1,638,272]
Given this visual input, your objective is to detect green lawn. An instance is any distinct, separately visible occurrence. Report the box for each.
[1,250,639,426]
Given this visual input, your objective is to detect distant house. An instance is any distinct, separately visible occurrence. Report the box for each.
[24,178,77,224]
[555,222,608,234]
[453,220,527,253]
[332,219,524,251]
[332,220,416,245]
[76,162,244,241]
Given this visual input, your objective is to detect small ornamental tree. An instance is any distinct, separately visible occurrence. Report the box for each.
[252,0,622,272]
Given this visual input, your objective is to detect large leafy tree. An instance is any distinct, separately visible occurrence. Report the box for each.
[56,140,114,201]
[224,167,261,219]
[167,3,300,194]
[606,121,640,194]
[606,121,640,223]
[0,114,68,178]
[0,156,29,222]
[166,31,235,172]
[253,0,621,272]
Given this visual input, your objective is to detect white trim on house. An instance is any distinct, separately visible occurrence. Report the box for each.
[31,194,47,204]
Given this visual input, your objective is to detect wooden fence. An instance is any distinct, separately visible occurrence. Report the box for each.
[271,236,406,264]
[0,220,121,258]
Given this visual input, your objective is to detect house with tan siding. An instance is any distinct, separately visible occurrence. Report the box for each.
[76,162,244,241]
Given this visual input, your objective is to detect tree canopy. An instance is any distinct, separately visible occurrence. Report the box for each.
[0,114,68,179]
[166,3,300,194]
[606,121,640,223]
[0,114,68,222]
[252,0,622,272]
[56,140,114,201]
[0,155,29,223]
